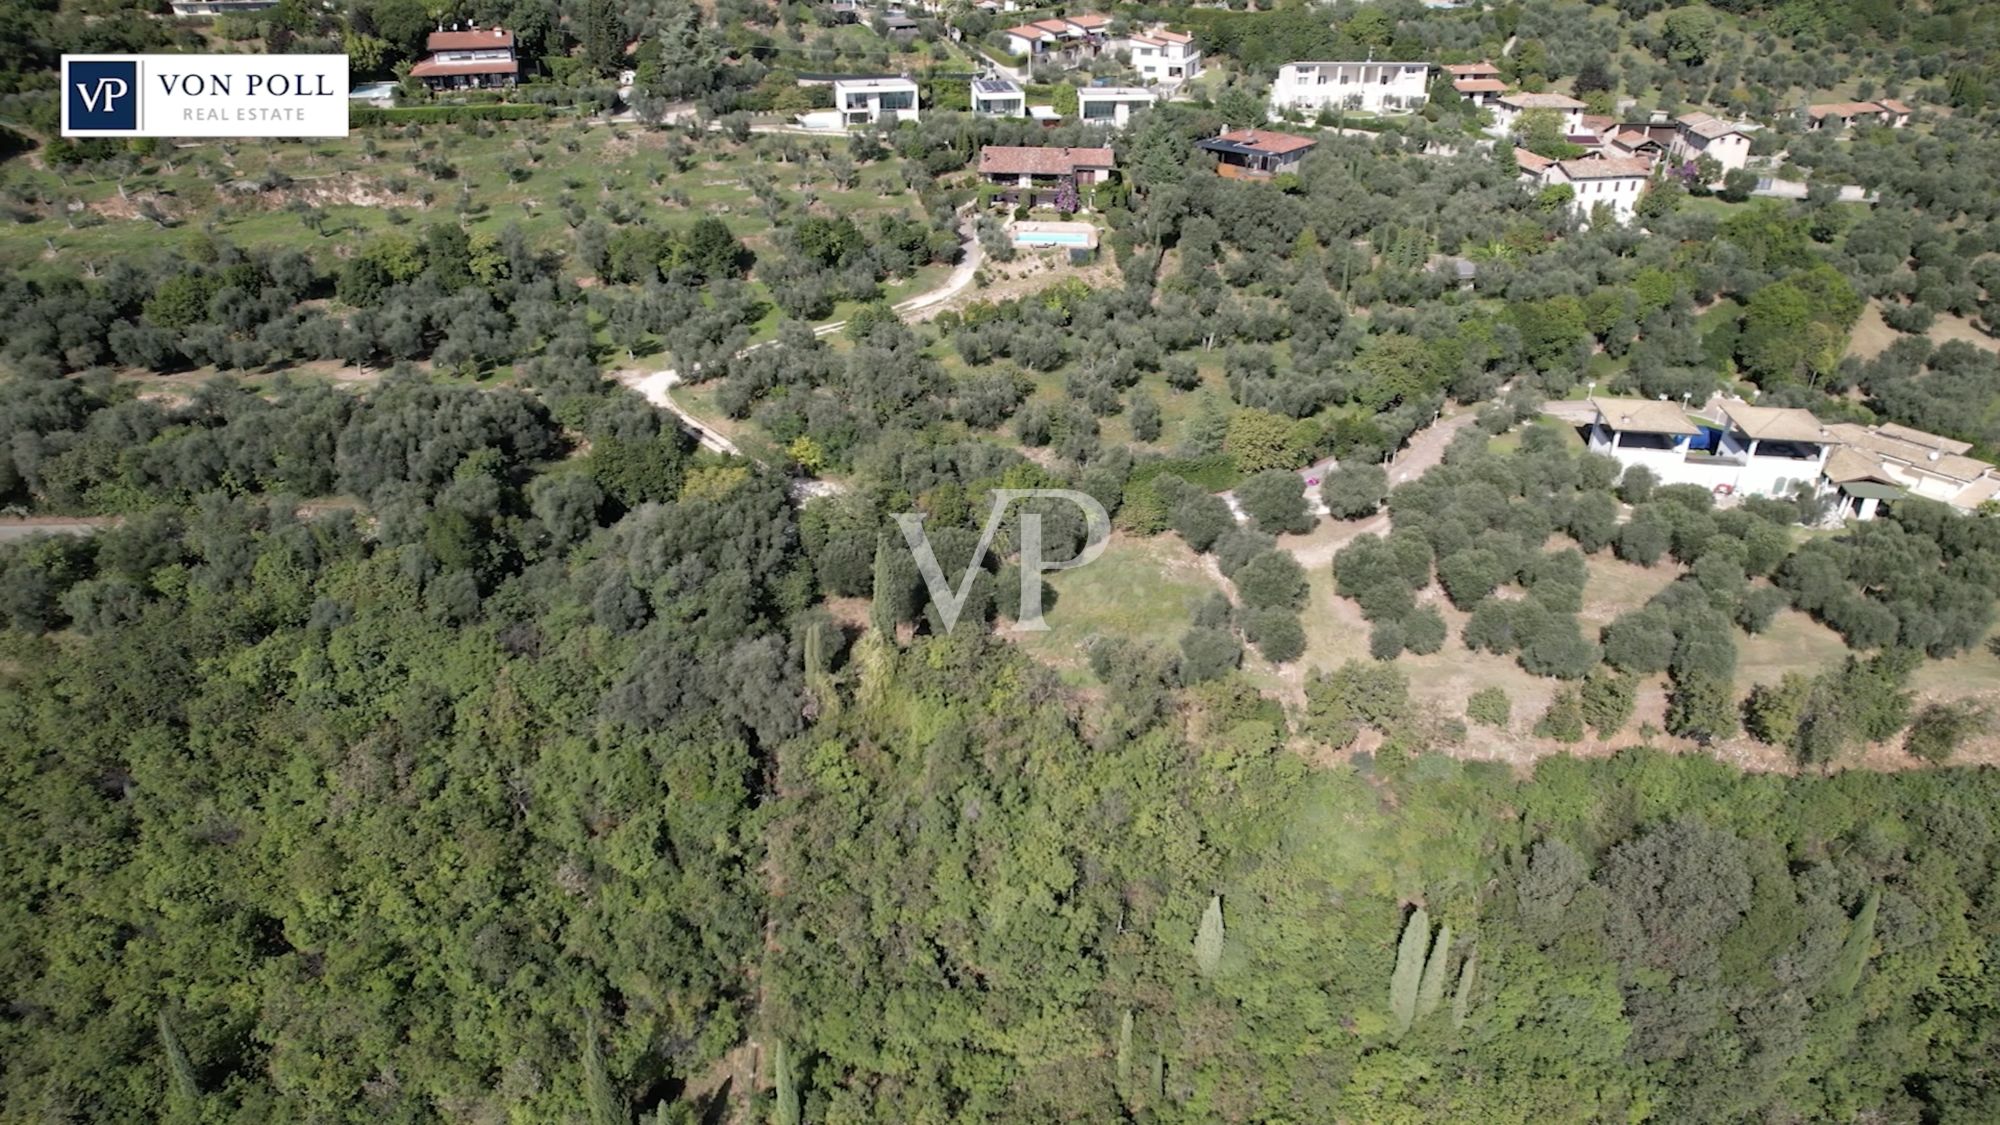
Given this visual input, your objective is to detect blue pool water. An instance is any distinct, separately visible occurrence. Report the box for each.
[350,82,397,100]
[1015,231,1093,247]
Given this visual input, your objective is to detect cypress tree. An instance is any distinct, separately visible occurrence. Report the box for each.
[1827,888,1881,1001]
[1115,1009,1134,1091]
[1416,922,1452,1020]
[1389,906,1430,1035]
[1450,946,1479,1030]
[582,1010,623,1125]
[157,1010,200,1122]
[1194,894,1225,977]
[869,536,899,638]
[804,620,839,717]
[773,1038,801,1125]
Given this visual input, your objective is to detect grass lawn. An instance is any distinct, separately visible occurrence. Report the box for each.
[1010,532,1222,686]
[1488,414,1580,456]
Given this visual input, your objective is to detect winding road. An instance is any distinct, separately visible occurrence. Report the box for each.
[617,207,984,490]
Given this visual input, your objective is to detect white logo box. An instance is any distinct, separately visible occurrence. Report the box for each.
[62,54,350,138]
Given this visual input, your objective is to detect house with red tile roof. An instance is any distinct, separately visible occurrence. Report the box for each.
[1804,99,1910,130]
[1121,27,1200,84]
[1002,14,1111,67]
[977,145,1117,207]
[1539,156,1654,224]
[410,26,519,90]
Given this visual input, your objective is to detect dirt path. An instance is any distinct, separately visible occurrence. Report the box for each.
[614,209,981,494]
[1283,410,1479,570]
[0,516,115,542]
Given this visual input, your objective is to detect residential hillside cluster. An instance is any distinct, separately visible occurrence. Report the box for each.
[370,9,1925,233]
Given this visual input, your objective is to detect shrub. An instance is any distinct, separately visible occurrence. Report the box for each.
[1304,660,1411,746]
[1244,607,1307,664]
[1179,626,1243,683]
[1438,548,1509,609]
[1236,550,1309,610]
[1601,607,1675,674]
[1580,670,1636,736]
[1466,686,1511,727]
[1402,605,1447,655]
[1535,688,1586,742]
[1905,702,1987,762]
[1666,669,1736,743]
[1238,469,1315,535]
[1617,465,1657,504]
[352,104,558,126]
[1321,463,1389,519]
[1370,619,1406,660]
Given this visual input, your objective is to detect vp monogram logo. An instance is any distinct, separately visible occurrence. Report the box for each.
[896,488,1111,633]
[65,60,139,132]
[76,77,129,114]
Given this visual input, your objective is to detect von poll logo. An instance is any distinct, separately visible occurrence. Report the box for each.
[65,60,138,132]
[61,55,349,138]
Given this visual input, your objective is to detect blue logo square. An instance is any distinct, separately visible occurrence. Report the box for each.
[67,61,138,132]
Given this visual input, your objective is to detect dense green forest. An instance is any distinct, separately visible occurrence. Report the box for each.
[5,456,2000,1120]
[0,356,1997,1120]
[8,0,2000,1120]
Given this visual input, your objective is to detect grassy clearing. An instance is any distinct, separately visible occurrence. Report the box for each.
[1009,532,1222,686]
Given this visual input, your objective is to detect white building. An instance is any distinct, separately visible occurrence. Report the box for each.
[1670,111,1755,174]
[1820,422,2000,518]
[1542,157,1652,224]
[1076,86,1156,128]
[1269,61,1432,117]
[1122,28,1200,84]
[832,77,920,126]
[972,78,1026,117]
[1569,397,1995,522]
[1489,91,1586,137]
[1586,397,1832,501]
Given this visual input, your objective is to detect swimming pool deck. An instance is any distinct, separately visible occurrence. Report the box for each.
[1010,220,1099,249]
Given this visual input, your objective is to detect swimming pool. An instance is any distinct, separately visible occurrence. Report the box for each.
[1015,230,1094,247]
[350,82,397,100]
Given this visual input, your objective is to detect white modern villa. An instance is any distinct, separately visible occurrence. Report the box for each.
[1076,86,1157,128]
[1270,60,1432,116]
[1576,396,2000,521]
[831,77,920,125]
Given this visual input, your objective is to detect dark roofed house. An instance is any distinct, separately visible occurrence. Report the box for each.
[1196,128,1316,180]
[978,145,1117,208]
[410,26,519,90]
